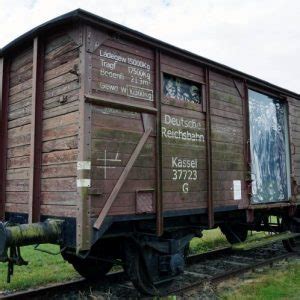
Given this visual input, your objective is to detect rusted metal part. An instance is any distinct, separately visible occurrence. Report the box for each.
[0,58,9,221]
[205,67,213,228]
[155,49,163,236]
[0,219,64,282]
[186,246,232,265]
[93,128,152,229]
[85,94,158,114]
[28,37,45,223]
[77,24,92,252]
[0,269,126,299]
[0,278,86,299]
[0,219,64,259]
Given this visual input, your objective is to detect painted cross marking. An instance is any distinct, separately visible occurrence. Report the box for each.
[97,150,122,179]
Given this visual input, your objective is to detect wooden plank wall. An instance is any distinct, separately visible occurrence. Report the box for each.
[5,30,81,218]
[40,31,81,217]
[160,54,207,211]
[6,48,33,214]
[288,96,300,191]
[209,71,246,207]
[89,32,156,217]
[90,107,156,216]
[91,35,155,108]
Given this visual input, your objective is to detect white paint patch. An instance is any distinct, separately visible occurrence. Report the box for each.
[77,179,91,188]
[77,161,91,170]
[233,180,242,200]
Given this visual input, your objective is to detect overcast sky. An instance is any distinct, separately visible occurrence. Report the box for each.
[0,0,299,93]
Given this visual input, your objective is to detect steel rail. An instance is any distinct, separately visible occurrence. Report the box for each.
[167,251,297,295]
[0,247,231,299]
[0,246,297,299]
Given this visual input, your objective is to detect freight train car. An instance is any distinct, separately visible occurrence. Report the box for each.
[0,9,300,295]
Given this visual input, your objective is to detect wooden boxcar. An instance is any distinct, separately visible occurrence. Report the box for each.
[1,9,300,295]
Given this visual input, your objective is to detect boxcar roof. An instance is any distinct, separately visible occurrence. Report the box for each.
[0,8,299,99]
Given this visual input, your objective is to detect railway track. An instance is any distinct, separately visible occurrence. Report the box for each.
[0,243,298,299]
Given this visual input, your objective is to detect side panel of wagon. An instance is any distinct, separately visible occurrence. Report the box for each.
[82,22,252,230]
[1,26,82,225]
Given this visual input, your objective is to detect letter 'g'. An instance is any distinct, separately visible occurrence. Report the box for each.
[182,182,189,194]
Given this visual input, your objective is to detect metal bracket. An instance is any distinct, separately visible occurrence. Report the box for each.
[7,246,28,283]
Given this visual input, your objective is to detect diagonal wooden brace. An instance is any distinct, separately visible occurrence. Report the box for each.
[93,128,152,230]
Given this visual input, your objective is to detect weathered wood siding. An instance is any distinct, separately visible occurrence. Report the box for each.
[6,48,33,213]
[4,28,81,218]
[90,107,156,216]
[88,29,156,217]
[209,72,246,208]
[160,54,207,212]
[288,96,300,193]
[40,31,81,217]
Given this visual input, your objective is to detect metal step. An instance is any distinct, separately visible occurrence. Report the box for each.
[232,232,300,251]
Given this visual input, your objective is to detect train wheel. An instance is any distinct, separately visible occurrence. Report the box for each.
[63,254,113,280]
[282,237,300,252]
[220,224,248,244]
[280,217,300,252]
[71,257,112,280]
[125,243,173,296]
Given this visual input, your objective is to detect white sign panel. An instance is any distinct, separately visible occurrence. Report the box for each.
[233,180,241,200]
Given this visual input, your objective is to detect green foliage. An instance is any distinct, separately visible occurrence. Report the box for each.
[0,244,79,292]
[220,260,300,300]
[189,228,230,254]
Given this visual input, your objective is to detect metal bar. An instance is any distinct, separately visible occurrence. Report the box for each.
[205,67,213,228]
[155,49,163,236]
[93,128,152,230]
[0,58,9,221]
[28,37,44,223]
[85,94,157,114]
[77,24,92,251]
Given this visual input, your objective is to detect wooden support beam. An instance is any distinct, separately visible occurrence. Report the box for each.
[85,94,157,114]
[0,58,9,220]
[77,25,93,251]
[239,79,251,209]
[155,49,163,236]
[205,67,214,228]
[93,128,152,230]
[28,37,44,223]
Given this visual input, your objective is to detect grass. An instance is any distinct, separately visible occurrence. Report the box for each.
[189,228,230,254]
[219,259,300,300]
[189,228,265,254]
[0,244,79,293]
